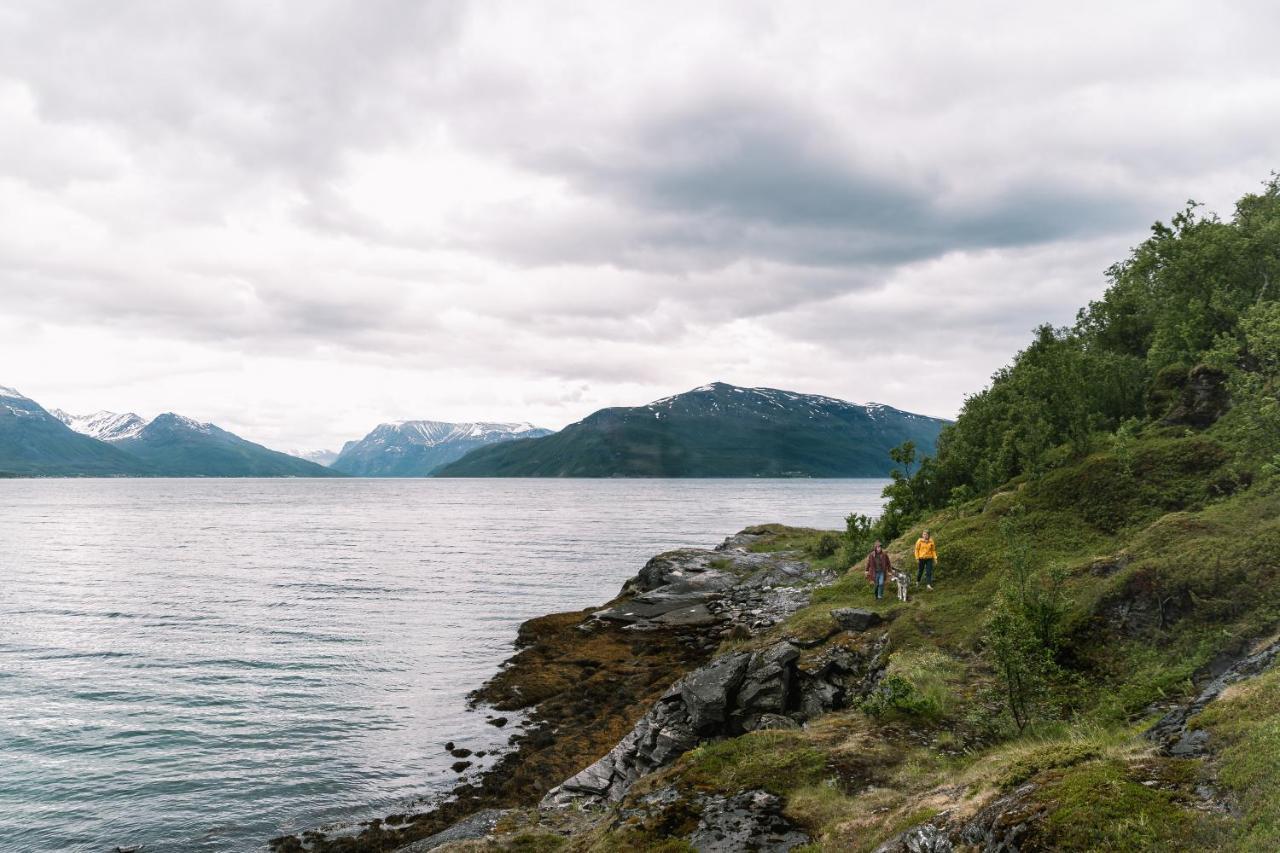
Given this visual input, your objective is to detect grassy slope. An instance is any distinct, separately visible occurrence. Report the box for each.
[574,428,1280,851]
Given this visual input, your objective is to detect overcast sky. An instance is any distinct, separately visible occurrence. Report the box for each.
[2,1,1277,451]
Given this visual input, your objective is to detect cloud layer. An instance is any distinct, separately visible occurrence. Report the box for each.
[2,1,1277,449]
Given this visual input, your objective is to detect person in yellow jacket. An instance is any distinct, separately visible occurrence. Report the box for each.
[914,530,937,590]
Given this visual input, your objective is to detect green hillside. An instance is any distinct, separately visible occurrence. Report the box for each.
[436,383,948,477]
[553,178,1280,849]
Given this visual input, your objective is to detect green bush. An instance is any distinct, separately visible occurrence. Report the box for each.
[810,532,841,559]
[862,650,958,721]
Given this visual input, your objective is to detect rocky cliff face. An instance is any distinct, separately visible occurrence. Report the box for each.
[543,540,891,811]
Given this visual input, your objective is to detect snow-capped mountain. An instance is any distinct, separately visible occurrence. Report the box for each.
[1,385,37,417]
[331,420,554,477]
[0,386,152,476]
[437,381,950,478]
[287,449,339,467]
[51,409,149,442]
[1,388,337,478]
[109,413,338,477]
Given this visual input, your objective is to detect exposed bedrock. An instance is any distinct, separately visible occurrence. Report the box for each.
[538,532,885,809]
[600,534,833,634]
[544,629,887,806]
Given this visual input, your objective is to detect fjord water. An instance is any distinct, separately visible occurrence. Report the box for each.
[0,478,886,852]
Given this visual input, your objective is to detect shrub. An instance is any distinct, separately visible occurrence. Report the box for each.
[810,532,841,559]
[862,650,958,721]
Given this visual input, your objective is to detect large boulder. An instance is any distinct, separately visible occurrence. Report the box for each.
[732,642,801,731]
[682,653,752,730]
[831,608,882,632]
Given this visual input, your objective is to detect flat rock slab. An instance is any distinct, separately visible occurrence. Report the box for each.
[598,543,830,632]
[393,808,506,852]
[596,599,703,623]
[653,604,718,627]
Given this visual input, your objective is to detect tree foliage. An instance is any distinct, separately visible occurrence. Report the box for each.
[883,175,1280,525]
[986,511,1071,730]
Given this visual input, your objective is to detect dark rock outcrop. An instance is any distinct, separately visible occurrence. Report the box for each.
[687,790,810,852]
[797,634,889,719]
[545,630,884,806]
[1146,637,1280,756]
[874,784,1047,853]
[1162,364,1230,428]
[872,822,955,853]
[542,645,779,805]
[831,607,883,632]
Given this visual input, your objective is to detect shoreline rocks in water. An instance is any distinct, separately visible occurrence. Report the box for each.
[270,525,844,853]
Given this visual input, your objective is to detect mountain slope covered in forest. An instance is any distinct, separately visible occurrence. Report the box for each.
[436,383,948,477]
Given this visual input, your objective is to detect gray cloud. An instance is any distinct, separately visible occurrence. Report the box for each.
[0,1,1277,448]
[524,96,1144,268]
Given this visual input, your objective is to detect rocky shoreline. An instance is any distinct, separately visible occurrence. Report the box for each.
[268,518,1280,852]
[270,525,861,852]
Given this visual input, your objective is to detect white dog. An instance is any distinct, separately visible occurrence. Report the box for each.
[890,569,910,602]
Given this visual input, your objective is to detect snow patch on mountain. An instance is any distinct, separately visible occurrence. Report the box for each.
[166,414,215,434]
[52,409,149,441]
[288,449,339,467]
[376,420,546,447]
[332,419,554,476]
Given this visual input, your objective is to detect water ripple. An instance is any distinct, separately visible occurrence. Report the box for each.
[0,478,884,852]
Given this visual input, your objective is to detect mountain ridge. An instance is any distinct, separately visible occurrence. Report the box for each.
[112,412,339,477]
[0,387,154,476]
[52,408,149,441]
[435,382,949,478]
[7,392,338,477]
[331,419,554,477]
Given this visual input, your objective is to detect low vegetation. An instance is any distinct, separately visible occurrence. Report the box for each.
[577,177,1280,850]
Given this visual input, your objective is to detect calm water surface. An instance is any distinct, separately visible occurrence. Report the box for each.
[0,478,886,852]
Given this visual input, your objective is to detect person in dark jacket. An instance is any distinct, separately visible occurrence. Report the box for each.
[863,540,892,601]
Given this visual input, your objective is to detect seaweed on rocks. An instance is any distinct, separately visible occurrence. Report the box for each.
[269,528,832,852]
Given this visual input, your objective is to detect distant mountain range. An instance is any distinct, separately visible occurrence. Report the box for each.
[434,382,949,477]
[1,386,150,476]
[289,448,340,467]
[1,381,948,478]
[1,386,335,477]
[331,420,553,476]
[109,413,336,477]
